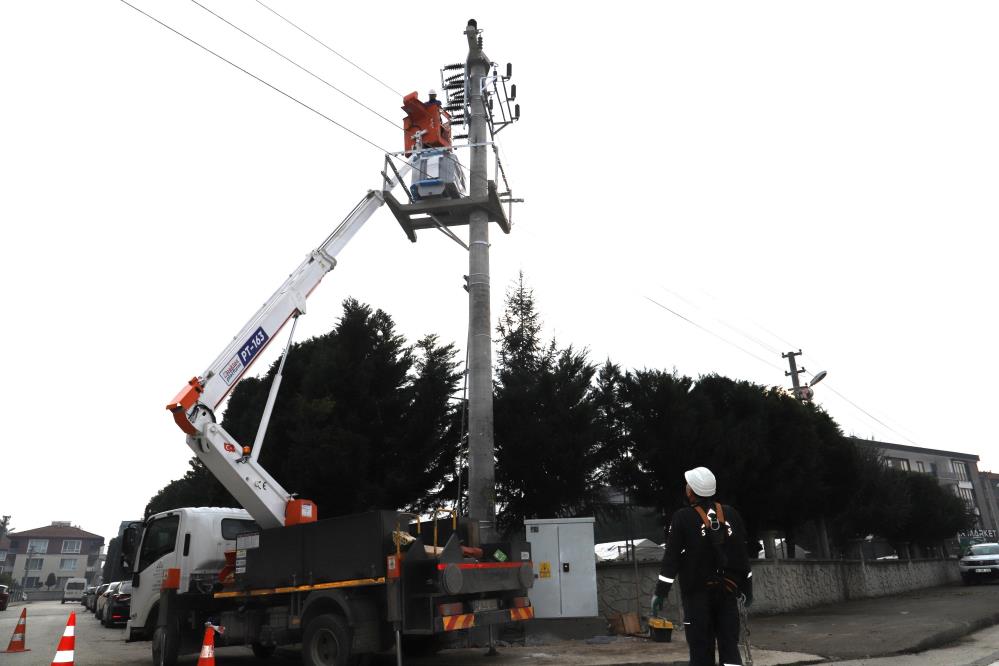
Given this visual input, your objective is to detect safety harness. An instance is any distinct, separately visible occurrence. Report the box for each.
[693,502,740,594]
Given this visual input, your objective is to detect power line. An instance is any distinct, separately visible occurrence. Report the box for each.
[245,1,474,178]
[649,284,926,446]
[121,2,468,252]
[646,292,925,447]
[190,0,401,129]
[642,295,785,373]
[119,0,394,155]
[818,381,922,447]
[253,0,404,98]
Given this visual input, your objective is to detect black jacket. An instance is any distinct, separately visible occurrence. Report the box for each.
[656,500,752,599]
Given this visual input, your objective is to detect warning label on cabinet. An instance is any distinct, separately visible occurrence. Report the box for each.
[539,561,552,579]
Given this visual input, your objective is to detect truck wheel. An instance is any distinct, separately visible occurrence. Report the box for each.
[152,621,179,666]
[303,614,353,666]
[251,642,276,659]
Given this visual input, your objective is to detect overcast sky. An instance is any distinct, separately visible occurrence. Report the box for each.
[2,1,997,545]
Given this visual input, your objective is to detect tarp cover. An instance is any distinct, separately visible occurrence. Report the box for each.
[594,539,663,562]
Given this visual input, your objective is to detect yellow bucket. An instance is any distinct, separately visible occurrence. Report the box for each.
[648,616,673,642]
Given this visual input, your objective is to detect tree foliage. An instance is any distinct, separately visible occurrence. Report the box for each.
[143,282,974,553]
[493,274,611,531]
[145,298,461,519]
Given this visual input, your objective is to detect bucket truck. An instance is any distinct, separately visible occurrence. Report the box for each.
[121,115,533,666]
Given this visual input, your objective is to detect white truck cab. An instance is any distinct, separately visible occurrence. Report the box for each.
[125,507,256,641]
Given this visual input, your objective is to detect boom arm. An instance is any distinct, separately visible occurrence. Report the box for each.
[166,167,409,529]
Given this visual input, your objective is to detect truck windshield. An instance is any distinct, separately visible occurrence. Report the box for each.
[67,582,85,590]
[138,515,180,572]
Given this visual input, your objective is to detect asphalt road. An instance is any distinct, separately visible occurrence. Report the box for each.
[0,600,295,666]
[830,623,999,665]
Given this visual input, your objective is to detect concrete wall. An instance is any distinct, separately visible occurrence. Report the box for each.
[597,556,961,622]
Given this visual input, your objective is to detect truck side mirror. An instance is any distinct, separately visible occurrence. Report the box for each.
[121,523,141,571]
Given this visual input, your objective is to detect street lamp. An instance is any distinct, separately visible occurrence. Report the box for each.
[799,370,828,402]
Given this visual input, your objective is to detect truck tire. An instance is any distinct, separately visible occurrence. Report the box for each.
[303,613,353,666]
[251,642,276,659]
[152,621,179,666]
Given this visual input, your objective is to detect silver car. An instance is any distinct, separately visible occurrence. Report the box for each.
[959,542,999,585]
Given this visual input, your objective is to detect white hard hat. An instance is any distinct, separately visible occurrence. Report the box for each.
[684,467,716,498]
[428,88,438,96]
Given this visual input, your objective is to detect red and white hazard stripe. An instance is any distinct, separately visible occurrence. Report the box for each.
[50,612,75,666]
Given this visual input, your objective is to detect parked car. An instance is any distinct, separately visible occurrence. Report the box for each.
[62,577,87,604]
[0,584,9,611]
[95,581,120,621]
[89,583,109,613]
[83,586,96,610]
[102,581,131,627]
[959,542,999,585]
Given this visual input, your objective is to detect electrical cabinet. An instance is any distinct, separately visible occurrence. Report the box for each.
[524,517,597,618]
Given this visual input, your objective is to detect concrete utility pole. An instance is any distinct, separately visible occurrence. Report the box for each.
[464,19,496,542]
[783,350,806,400]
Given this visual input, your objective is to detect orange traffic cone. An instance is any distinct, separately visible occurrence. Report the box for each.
[196,622,224,666]
[2,607,30,652]
[50,612,75,666]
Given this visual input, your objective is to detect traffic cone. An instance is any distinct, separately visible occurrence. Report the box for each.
[2,607,30,652]
[50,612,75,666]
[196,623,223,666]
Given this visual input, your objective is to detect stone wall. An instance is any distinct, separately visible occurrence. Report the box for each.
[597,556,961,621]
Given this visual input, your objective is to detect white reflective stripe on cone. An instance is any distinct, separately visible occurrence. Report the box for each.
[747,571,753,578]
[63,626,75,637]
[658,575,674,583]
[201,646,214,657]
[11,633,23,640]
[52,650,74,663]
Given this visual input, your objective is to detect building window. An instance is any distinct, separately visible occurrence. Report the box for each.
[61,540,82,554]
[886,457,910,471]
[27,539,49,554]
[60,558,78,571]
[26,557,43,571]
[916,461,925,473]
[25,577,39,588]
[930,462,938,477]
[0,549,7,561]
[956,486,976,509]
[952,460,970,481]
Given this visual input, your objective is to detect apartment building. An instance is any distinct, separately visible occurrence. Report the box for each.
[851,437,994,532]
[6,522,105,589]
[0,536,11,578]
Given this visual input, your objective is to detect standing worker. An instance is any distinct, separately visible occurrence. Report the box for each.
[651,466,753,666]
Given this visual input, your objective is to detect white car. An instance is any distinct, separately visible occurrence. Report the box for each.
[959,542,999,585]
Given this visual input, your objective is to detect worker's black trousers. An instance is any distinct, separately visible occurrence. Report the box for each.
[681,587,741,666]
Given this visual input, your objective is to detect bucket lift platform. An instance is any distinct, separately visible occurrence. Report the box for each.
[385,179,511,243]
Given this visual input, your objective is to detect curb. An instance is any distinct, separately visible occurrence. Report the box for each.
[905,610,999,656]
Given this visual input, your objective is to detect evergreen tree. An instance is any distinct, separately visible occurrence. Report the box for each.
[145,458,237,518]
[493,274,604,531]
[144,298,461,520]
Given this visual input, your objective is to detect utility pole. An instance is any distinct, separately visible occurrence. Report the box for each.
[782,350,806,401]
[387,18,519,544]
[464,19,496,543]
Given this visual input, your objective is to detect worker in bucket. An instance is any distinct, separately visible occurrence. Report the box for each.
[651,466,753,666]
